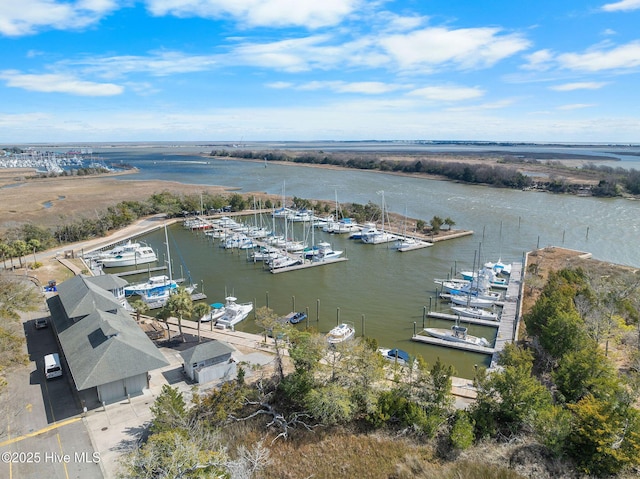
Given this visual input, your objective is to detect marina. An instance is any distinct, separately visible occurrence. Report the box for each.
[62,147,640,378]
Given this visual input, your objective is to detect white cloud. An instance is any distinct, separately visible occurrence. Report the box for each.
[446,98,517,112]
[408,85,485,102]
[144,0,360,28]
[550,81,608,91]
[0,0,118,36]
[379,27,530,71]
[0,70,124,96]
[557,104,595,110]
[601,0,640,12]
[64,51,220,78]
[557,41,640,71]
[521,49,555,71]
[294,81,406,94]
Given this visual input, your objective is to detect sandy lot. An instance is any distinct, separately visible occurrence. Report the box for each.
[0,169,232,233]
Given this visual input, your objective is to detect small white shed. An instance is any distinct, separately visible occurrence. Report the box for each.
[180,340,236,384]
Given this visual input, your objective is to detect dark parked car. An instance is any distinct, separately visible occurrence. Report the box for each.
[34,318,48,329]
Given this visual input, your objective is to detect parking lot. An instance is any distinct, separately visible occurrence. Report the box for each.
[0,311,103,479]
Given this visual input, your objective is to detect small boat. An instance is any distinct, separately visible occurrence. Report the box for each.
[215,296,254,330]
[98,241,157,268]
[360,222,397,244]
[450,305,499,321]
[425,325,490,347]
[448,293,499,309]
[268,254,301,270]
[305,242,343,261]
[283,311,307,324]
[200,302,226,322]
[124,275,177,297]
[379,348,410,365]
[326,323,355,344]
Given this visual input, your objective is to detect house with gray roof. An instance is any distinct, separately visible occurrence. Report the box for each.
[47,274,169,405]
[180,340,236,384]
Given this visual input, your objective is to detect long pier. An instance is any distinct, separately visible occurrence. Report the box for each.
[491,261,523,366]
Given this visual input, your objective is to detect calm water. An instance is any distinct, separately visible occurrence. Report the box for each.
[97,146,640,378]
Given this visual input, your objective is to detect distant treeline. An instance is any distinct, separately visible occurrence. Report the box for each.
[211,149,640,197]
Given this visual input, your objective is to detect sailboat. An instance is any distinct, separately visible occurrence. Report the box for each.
[361,191,397,244]
[141,224,196,307]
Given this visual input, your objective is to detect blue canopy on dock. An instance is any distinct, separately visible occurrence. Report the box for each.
[210,302,225,309]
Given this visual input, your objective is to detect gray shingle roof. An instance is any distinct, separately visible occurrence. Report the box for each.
[56,275,120,320]
[48,274,169,391]
[180,340,234,364]
[85,274,128,291]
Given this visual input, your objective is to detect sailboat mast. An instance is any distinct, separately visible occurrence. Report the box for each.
[165,224,173,282]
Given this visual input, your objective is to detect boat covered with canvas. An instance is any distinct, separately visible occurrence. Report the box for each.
[379,348,410,365]
[124,275,177,297]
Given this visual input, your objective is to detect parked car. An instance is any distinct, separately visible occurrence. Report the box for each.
[34,317,48,329]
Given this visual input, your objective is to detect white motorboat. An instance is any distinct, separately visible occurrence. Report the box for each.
[360,222,397,244]
[305,242,343,261]
[215,296,254,330]
[124,275,177,296]
[425,325,490,347]
[268,254,301,270]
[450,305,499,321]
[449,293,499,309]
[326,323,355,344]
[98,241,157,268]
[200,302,226,322]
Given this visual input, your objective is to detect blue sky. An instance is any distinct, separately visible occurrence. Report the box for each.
[1,1,640,143]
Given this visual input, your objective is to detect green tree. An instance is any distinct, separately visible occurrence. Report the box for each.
[150,385,188,434]
[164,287,193,341]
[443,217,456,230]
[305,382,355,426]
[566,394,640,476]
[472,343,551,437]
[430,216,443,234]
[10,240,27,268]
[449,410,475,451]
[552,344,621,403]
[255,306,289,380]
[191,302,211,343]
[129,298,149,323]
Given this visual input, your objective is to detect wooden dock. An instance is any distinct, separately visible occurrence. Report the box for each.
[411,333,495,355]
[114,266,167,277]
[427,311,500,328]
[270,257,348,274]
[491,261,523,366]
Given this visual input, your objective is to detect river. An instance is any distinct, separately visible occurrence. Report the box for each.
[94,145,640,378]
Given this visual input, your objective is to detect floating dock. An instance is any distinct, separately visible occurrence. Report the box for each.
[491,261,523,365]
[411,333,495,354]
[427,311,500,328]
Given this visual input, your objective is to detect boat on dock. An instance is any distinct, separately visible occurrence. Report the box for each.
[450,305,499,321]
[124,274,177,297]
[200,302,226,322]
[326,323,355,344]
[97,241,158,268]
[284,311,307,324]
[215,296,254,330]
[379,348,410,365]
[448,292,499,308]
[425,325,491,347]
